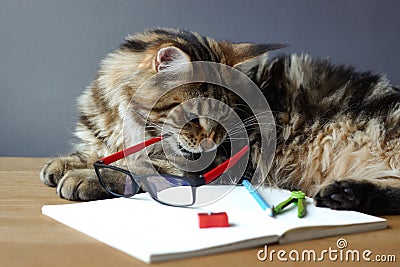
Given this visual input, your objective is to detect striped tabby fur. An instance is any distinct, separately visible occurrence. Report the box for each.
[40,28,400,214]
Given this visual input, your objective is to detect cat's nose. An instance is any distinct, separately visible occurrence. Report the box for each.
[200,138,216,152]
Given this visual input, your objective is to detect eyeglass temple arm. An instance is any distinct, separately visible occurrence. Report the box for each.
[202,145,250,184]
[99,136,164,165]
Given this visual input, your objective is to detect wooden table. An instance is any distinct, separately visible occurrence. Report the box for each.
[0,157,399,267]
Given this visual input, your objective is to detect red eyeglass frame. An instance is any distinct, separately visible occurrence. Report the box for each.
[94,135,249,186]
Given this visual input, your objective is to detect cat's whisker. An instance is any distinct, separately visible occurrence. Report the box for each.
[229,124,275,136]
[227,111,275,128]
[227,121,279,136]
[144,123,176,135]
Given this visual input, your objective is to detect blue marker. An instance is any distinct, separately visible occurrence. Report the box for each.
[242,180,274,217]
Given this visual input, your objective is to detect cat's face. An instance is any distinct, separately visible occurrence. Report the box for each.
[133,45,240,157]
[149,82,238,155]
[110,29,284,157]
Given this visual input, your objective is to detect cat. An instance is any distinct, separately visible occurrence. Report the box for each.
[40,28,400,215]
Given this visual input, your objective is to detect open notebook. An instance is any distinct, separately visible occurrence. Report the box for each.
[42,185,386,263]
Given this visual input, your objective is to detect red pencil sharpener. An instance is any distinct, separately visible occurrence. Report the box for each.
[198,212,229,228]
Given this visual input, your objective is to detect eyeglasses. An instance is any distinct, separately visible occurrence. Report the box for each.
[94,136,249,206]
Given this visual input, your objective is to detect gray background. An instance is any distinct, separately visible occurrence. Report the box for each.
[1,0,399,157]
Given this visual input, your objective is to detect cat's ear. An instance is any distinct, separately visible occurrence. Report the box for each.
[155,46,191,72]
[232,43,287,77]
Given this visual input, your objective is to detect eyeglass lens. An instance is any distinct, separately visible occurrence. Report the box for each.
[137,175,194,206]
[97,166,139,197]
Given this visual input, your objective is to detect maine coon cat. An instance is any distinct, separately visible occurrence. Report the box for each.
[40,28,400,215]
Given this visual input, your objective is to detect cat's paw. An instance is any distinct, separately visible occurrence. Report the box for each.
[40,157,69,187]
[57,169,110,201]
[40,152,98,187]
[314,179,366,211]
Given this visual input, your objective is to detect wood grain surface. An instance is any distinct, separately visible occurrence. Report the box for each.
[0,157,398,267]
